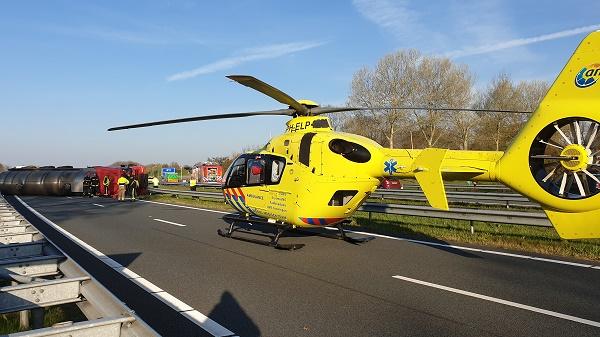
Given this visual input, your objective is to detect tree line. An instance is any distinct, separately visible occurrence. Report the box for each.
[335,49,550,151]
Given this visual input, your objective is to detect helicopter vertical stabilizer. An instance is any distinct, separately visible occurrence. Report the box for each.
[496,31,600,238]
[411,148,449,210]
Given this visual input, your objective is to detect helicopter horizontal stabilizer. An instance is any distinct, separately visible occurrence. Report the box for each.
[412,148,449,211]
[544,208,600,239]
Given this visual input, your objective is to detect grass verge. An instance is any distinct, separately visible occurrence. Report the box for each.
[0,303,86,334]
[142,194,600,262]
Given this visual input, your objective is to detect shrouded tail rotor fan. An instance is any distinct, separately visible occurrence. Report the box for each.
[530,117,600,199]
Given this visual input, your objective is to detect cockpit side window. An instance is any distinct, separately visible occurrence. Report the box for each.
[224,154,286,188]
[270,159,285,183]
[226,157,246,188]
[247,159,266,185]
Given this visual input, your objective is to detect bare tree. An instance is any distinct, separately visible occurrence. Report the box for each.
[413,58,474,147]
[348,50,421,148]
[473,75,550,151]
[449,111,478,150]
[110,160,141,167]
[339,111,384,144]
[515,80,550,111]
[347,50,474,148]
[473,74,522,151]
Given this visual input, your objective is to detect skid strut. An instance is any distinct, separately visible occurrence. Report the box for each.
[336,222,375,244]
[217,220,305,250]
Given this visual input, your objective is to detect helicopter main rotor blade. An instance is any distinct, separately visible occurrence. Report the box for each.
[310,106,365,115]
[227,75,309,115]
[310,106,533,115]
[364,107,532,113]
[108,109,295,131]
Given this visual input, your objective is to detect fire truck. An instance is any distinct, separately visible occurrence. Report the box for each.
[191,163,223,184]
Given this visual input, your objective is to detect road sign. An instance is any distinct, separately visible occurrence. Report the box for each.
[162,168,176,177]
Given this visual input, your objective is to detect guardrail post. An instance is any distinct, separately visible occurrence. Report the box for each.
[12,280,30,330]
[506,201,510,209]
[470,220,474,234]
[368,211,372,222]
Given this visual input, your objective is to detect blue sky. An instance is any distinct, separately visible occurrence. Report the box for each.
[2,0,599,167]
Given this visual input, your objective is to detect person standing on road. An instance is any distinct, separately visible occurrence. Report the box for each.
[117,174,129,201]
[82,175,91,197]
[102,175,110,196]
[130,177,139,201]
[90,174,99,197]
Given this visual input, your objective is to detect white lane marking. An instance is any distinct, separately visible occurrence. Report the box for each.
[393,275,600,328]
[66,196,72,199]
[141,199,600,269]
[183,310,240,337]
[330,228,599,269]
[92,203,105,208]
[154,218,186,227]
[14,196,236,337]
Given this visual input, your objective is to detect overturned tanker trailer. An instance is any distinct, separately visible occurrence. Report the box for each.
[0,167,95,196]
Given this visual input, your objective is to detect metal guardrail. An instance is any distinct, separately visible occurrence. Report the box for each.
[0,195,157,336]
[148,188,551,228]
[370,190,540,209]
[167,183,537,209]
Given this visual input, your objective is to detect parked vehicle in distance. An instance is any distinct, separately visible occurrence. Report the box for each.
[380,178,403,189]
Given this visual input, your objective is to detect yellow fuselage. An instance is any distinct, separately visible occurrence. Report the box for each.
[222,116,501,228]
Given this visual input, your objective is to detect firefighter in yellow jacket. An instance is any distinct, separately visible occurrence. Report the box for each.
[117,175,129,201]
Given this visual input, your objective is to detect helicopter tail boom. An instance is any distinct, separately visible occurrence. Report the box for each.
[382,31,600,239]
[381,148,503,211]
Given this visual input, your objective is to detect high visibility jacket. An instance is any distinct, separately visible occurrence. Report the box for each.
[117,177,129,186]
[103,176,110,186]
[190,179,197,187]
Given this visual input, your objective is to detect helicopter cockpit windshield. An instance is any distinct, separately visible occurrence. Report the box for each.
[223,154,286,188]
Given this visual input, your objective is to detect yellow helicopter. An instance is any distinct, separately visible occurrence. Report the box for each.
[110,32,600,249]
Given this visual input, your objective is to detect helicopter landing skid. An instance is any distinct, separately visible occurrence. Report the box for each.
[307,220,375,244]
[217,220,305,250]
[337,224,375,244]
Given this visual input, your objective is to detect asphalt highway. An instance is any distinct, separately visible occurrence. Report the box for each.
[16,196,600,337]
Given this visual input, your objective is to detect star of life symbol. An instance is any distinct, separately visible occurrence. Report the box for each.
[384,159,398,174]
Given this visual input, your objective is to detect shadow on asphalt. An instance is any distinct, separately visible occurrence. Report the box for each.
[209,291,260,337]
[16,196,145,224]
[348,219,482,258]
[220,215,480,258]
[107,252,142,268]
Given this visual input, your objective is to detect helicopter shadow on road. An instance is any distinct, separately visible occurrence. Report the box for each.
[333,219,482,259]
[208,291,261,337]
[220,215,480,258]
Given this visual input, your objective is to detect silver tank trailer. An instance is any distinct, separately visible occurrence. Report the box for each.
[0,168,95,196]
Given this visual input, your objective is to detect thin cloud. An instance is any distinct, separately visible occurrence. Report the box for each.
[166,41,326,81]
[352,0,420,41]
[444,24,600,58]
[44,24,207,45]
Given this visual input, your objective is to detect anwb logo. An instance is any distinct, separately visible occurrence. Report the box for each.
[575,64,600,88]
